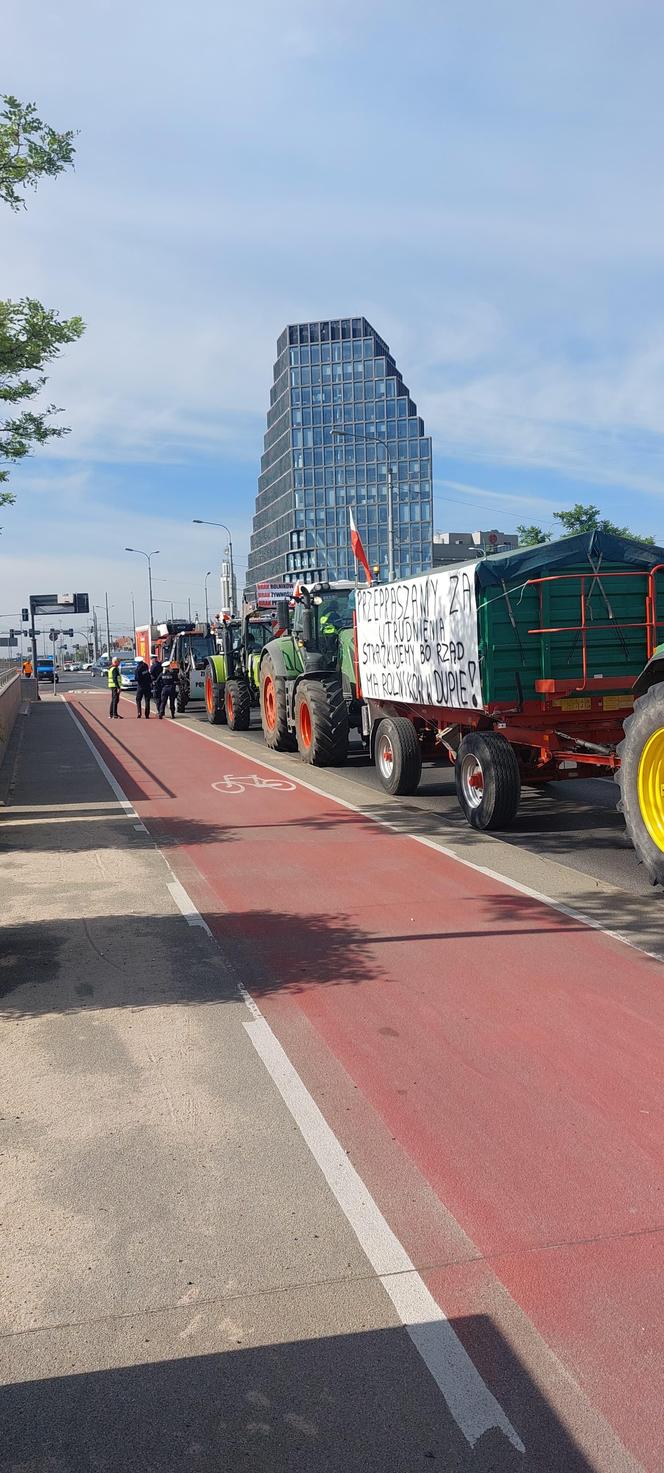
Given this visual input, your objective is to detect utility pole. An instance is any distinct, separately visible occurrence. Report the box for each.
[105,592,111,655]
[131,592,136,637]
[188,597,192,622]
[92,610,99,659]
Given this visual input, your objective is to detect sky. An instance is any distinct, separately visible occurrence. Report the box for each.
[2,0,664,640]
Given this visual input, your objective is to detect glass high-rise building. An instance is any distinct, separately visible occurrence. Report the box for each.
[246,317,432,594]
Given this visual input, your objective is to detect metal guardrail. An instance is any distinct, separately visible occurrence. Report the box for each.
[0,661,20,689]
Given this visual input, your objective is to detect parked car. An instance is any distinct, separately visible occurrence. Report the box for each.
[119,660,139,690]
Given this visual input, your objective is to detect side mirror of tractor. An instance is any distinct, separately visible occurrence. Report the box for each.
[276,599,289,632]
[301,609,314,646]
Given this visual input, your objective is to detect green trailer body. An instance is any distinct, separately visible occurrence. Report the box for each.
[473,531,664,708]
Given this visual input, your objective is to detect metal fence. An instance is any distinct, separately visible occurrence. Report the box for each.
[0,660,20,689]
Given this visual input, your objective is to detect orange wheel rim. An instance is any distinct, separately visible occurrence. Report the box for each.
[264,676,276,730]
[299,701,312,749]
[205,674,213,713]
[227,688,234,720]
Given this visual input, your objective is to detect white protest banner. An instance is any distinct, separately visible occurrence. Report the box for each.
[256,582,293,608]
[355,563,483,711]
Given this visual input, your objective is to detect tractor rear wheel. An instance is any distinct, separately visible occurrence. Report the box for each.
[295,677,349,766]
[616,681,664,886]
[205,670,226,726]
[176,681,188,713]
[260,656,294,751]
[225,678,251,731]
[455,731,521,830]
[374,717,422,795]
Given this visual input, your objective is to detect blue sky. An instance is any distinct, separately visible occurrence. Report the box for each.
[2,0,664,635]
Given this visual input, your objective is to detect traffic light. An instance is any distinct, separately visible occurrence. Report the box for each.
[21,608,28,623]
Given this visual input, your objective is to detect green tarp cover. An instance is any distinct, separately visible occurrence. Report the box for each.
[474,530,664,591]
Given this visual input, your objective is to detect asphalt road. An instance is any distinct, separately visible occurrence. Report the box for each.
[175,704,652,901]
[52,671,653,898]
[58,688,663,1470]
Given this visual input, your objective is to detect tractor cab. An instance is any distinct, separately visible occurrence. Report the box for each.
[289,582,356,673]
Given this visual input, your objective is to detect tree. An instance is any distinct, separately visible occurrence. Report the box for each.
[0,95,76,210]
[553,502,655,544]
[0,95,83,508]
[517,524,551,546]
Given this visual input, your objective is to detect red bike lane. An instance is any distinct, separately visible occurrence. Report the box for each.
[69,693,664,1469]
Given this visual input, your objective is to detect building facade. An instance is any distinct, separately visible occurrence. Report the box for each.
[432,529,519,567]
[246,317,433,594]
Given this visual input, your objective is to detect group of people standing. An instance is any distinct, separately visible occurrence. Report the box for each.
[107,655,180,721]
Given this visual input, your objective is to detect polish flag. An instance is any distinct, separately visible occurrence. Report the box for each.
[348,507,372,584]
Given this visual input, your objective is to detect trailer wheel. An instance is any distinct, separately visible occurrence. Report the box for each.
[295,677,349,766]
[375,717,422,795]
[205,670,226,726]
[616,681,664,886]
[225,678,251,731]
[260,657,294,751]
[455,731,521,830]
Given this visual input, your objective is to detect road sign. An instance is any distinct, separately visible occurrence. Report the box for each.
[0,636,17,647]
[29,593,90,615]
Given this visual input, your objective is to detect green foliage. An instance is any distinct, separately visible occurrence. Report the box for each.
[0,96,83,509]
[0,95,75,210]
[553,502,655,545]
[517,524,551,546]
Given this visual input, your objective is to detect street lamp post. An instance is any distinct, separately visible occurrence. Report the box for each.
[204,570,212,624]
[192,521,235,615]
[331,428,395,582]
[125,547,160,624]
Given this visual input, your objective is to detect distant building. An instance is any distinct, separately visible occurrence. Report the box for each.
[246,317,433,596]
[432,529,518,567]
[220,559,237,615]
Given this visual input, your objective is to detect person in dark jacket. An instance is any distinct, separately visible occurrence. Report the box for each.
[149,655,163,708]
[134,659,152,718]
[158,660,178,719]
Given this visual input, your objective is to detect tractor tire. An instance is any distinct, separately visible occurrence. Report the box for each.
[176,682,188,713]
[455,731,521,831]
[260,656,294,751]
[205,669,227,726]
[294,677,349,766]
[616,681,664,887]
[374,717,423,795]
[225,678,251,731]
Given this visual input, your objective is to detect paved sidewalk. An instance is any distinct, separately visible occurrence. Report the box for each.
[0,697,524,1473]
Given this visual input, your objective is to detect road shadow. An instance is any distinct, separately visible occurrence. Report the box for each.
[0,1316,609,1472]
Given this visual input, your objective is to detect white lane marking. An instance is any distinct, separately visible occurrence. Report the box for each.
[167,878,212,936]
[212,773,296,794]
[175,719,663,965]
[61,699,139,818]
[59,694,524,1454]
[245,1009,524,1452]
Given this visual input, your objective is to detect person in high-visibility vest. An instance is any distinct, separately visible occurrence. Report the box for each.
[22,658,33,677]
[108,658,122,719]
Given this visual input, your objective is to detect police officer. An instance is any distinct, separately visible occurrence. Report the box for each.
[149,653,163,708]
[158,660,178,719]
[108,657,122,719]
[135,659,152,718]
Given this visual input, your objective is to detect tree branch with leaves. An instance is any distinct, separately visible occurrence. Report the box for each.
[0,95,84,510]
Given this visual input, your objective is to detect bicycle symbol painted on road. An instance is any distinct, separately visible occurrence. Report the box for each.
[212,773,297,795]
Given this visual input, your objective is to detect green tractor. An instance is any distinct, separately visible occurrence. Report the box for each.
[204,612,274,729]
[258,581,361,765]
[617,642,664,887]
